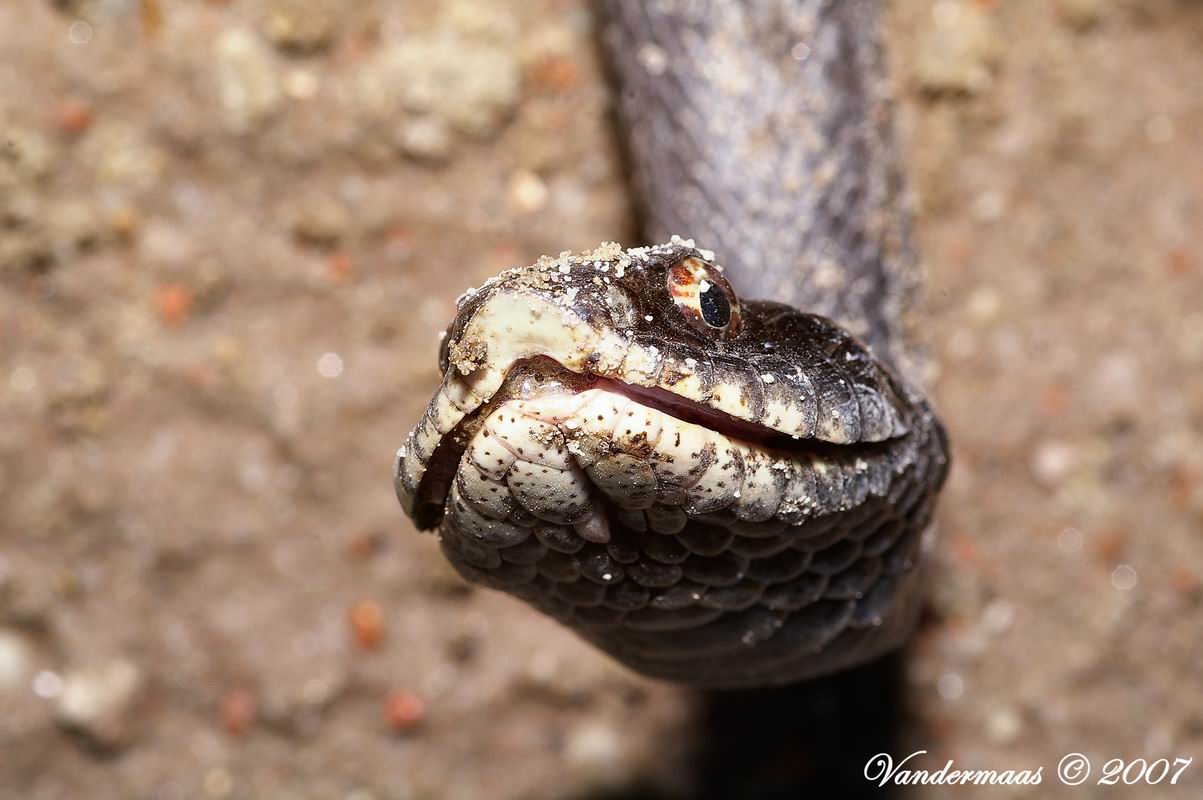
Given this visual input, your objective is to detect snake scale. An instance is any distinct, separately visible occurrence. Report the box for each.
[394,0,949,688]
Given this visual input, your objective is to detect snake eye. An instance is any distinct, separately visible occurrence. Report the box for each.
[699,281,730,327]
[668,256,741,337]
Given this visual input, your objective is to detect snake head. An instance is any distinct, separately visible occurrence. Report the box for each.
[393,242,948,686]
[398,241,930,524]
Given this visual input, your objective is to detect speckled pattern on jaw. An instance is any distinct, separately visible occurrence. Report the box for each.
[395,242,949,687]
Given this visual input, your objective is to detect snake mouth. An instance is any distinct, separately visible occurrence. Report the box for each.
[396,258,917,530]
[595,376,816,450]
[398,354,903,531]
[508,352,879,452]
[513,355,902,457]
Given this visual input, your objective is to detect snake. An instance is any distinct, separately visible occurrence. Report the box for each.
[394,0,949,688]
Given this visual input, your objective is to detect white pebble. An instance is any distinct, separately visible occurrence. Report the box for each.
[33,670,63,699]
[937,671,964,700]
[9,366,36,393]
[1111,564,1137,591]
[68,20,92,44]
[317,352,344,378]
[1056,527,1082,553]
[566,721,623,772]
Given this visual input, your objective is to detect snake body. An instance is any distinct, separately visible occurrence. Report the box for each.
[394,1,949,688]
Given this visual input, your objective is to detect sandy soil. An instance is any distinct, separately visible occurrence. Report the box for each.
[2,1,1201,798]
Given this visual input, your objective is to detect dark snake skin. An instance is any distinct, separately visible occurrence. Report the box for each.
[600,0,919,369]
[393,1,949,688]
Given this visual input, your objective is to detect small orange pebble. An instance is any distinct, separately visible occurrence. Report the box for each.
[350,599,383,649]
[327,253,353,283]
[529,55,581,92]
[1040,385,1069,416]
[384,690,425,732]
[385,225,411,246]
[155,283,193,326]
[1093,530,1126,564]
[1166,248,1194,276]
[943,613,971,635]
[347,531,383,558]
[943,238,972,269]
[949,534,978,566]
[1169,463,1198,511]
[487,240,520,271]
[1169,566,1200,598]
[56,98,93,135]
[382,226,413,260]
[338,28,378,63]
[139,0,164,38]
[220,689,256,736]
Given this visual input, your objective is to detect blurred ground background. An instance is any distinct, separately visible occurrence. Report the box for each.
[2,0,1202,798]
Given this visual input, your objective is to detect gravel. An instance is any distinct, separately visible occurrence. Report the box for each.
[2,0,1200,797]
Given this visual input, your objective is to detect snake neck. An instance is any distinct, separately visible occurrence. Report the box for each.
[598,0,921,375]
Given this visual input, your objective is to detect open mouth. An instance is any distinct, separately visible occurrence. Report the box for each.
[522,354,883,454]
[406,354,886,530]
[597,376,803,449]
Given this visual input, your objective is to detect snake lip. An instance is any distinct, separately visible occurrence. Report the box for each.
[594,375,817,450]
[403,354,900,531]
[520,355,902,457]
[498,354,878,454]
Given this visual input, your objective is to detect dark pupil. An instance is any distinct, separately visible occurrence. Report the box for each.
[698,282,730,328]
